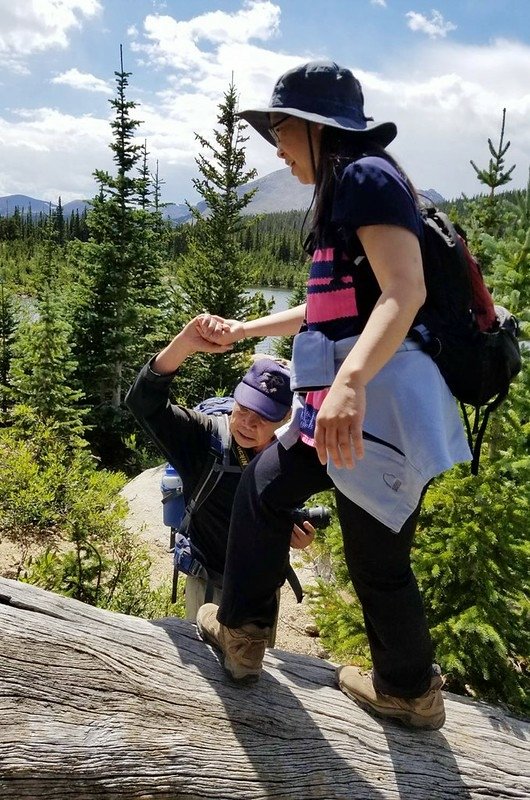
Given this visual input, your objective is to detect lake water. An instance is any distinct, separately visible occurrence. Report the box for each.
[247,287,293,355]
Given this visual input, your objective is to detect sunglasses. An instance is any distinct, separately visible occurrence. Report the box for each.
[268,115,291,144]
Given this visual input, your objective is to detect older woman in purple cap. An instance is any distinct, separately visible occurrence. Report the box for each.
[196,60,470,730]
[126,314,315,624]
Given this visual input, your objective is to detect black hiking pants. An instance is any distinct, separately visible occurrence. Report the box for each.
[218,438,434,699]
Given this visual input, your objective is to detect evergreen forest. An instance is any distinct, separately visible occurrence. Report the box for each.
[0,59,528,715]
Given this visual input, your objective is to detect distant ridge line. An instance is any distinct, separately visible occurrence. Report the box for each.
[0,170,446,223]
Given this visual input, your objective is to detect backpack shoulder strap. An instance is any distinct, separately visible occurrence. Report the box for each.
[179,416,240,537]
[216,414,241,472]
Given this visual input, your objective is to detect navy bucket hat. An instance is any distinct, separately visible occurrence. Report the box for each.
[239,60,397,148]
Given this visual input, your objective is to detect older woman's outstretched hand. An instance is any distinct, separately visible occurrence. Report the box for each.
[197,314,245,346]
[314,379,365,469]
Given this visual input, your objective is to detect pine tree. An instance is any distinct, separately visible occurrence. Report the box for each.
[177,79,270,400]
[151,159,168,237]
[137,140,152,211]
[70,47,172,462]
[8,219,86,445]
[414,459,529,713]
[274,279,306,361]
[470,109,516,200]
[468,109,515,235]
[0,279,18,413]
[54,197,65,246]
[73,45,144,407]
[407,183,530,713]
[25,207,33,240]
[9,295,86,445]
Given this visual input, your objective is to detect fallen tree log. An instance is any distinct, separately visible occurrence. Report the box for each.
[0,577,528,800]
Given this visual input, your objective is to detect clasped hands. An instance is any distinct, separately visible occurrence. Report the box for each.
[196,313,243,348]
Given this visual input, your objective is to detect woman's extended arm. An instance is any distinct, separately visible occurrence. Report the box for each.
[198,303,306,345]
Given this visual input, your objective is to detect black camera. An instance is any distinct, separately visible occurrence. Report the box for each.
[290,505,332,530]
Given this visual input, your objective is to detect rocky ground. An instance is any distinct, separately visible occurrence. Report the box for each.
[121,464,330,659]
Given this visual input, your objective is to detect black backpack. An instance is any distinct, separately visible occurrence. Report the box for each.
[410,202,521,474]
[334,200,522,475]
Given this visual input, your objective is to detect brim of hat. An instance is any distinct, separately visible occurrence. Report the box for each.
[233,382,290,422]
[239,107,397,148]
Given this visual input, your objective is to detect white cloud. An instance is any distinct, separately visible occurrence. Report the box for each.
[406,10,457,39]
[354,38,530,198]
[51,68,111,93]
[0,106,110,201]
[123,1,298,188]
[132,1,281,73]
[0,0,102,72]
[371,0,387,7]
[130,44,304,192]
[0,0,289,204]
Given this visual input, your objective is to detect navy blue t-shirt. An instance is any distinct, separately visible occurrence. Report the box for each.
[331,156,421,235]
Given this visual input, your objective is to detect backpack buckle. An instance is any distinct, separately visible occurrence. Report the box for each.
[188,559,207,579]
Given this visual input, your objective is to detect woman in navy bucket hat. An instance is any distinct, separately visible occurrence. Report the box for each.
[196,61,470,729]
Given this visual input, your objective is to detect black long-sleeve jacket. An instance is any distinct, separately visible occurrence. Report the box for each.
[125,361,253,575]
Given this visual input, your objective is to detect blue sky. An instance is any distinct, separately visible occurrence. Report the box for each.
[0,0,529,204]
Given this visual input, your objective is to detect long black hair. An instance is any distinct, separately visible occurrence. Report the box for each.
[309,125,417,246]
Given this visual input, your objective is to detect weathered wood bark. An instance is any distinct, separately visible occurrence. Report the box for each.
[0,578,528,800]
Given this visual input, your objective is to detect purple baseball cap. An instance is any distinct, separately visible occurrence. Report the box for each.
[234,359,293,422]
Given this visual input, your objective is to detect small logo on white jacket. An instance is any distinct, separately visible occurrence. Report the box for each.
[383,473,401,492]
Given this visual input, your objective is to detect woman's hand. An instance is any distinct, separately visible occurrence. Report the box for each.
[290,521,316,549]
[197,314,245,346]
[179,315,235,355]
[314,379,365,469]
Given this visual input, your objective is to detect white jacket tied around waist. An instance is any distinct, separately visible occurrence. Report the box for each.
[277,332,471,532]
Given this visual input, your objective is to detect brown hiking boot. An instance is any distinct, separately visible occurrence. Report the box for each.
[196,603,269,684]
[336,664,446,730]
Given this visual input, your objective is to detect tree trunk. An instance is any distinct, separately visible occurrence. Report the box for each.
[0,578,528,800]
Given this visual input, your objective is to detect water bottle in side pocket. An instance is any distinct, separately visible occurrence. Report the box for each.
[160,464,185,528]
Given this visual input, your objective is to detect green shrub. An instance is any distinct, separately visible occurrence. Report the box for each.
[413,458,529,713]
[0,419,181,618]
